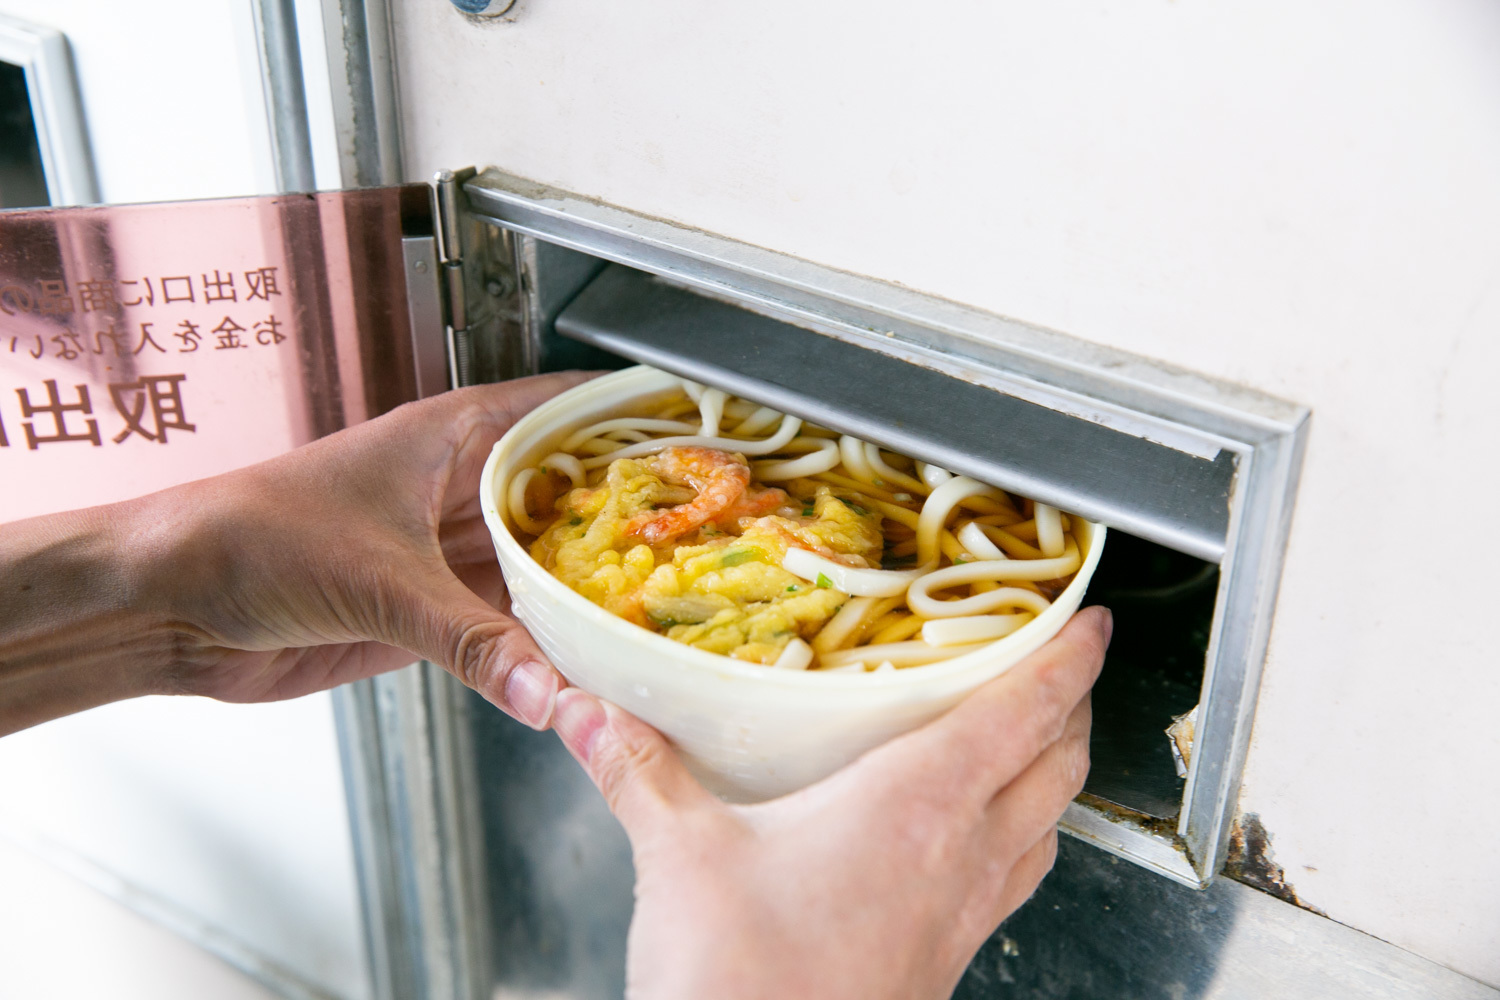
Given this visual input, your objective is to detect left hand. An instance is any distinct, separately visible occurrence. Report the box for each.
[117,372,590,727]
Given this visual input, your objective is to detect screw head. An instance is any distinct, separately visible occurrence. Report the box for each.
[450,0,516,15]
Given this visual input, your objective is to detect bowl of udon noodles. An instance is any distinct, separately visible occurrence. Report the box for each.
[480,365,1105,802]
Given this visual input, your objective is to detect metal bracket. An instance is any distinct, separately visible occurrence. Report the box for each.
[434,168,475,388]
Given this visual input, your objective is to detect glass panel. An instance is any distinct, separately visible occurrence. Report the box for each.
[0,185,438,521]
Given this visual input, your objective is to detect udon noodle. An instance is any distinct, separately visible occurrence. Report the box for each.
[507,380,1082,673]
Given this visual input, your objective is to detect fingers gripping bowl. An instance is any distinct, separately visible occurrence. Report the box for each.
[480,366,1105,802]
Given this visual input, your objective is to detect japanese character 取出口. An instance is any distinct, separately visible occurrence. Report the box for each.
[245,267,281,301]
[108,374,196,444]
[202,270,237,304]
[161,276,195,304]
[16,379,101,449]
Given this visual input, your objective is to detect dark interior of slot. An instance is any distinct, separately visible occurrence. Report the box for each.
[1079,531,1215,819]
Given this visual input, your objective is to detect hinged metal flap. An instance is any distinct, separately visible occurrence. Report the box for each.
[556,263,1236,561]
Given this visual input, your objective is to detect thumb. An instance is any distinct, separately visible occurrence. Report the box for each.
[551,687,716,836]
[397,568,563,731]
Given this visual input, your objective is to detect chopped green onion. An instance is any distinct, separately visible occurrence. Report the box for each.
[568,516,582,526]
[786,585,799,592]
[816,573,833,589]
[720,548,760,567]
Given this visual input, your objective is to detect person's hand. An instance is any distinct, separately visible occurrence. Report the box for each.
[550,605,1110,1000]
[153,372,594,725]
[0,372,590,734]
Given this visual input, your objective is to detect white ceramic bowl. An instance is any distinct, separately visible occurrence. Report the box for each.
[481,366,1106,802]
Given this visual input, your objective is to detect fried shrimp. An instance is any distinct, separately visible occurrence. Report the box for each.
[626,447,758,544]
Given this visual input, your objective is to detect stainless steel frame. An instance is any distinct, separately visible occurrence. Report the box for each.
[249,0,316,193]
[315,0,404,187]
[456,167,1309,890]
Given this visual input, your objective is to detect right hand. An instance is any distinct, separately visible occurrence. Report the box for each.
[551,605,1111,1000]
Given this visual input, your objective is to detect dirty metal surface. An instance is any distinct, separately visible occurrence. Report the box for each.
[1222,812,1326,915]
[957,836,1498,1000]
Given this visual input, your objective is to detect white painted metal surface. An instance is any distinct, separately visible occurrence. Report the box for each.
[0,2,370,997]
[390,0,1500,985]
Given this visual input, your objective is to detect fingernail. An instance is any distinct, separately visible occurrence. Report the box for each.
[552,688,607,764]
[505,659,558,730]
[1101,607,1115,646]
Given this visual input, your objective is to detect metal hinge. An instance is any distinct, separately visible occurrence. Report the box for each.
[434,167,475,388]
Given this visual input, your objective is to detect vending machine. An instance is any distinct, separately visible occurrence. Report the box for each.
[1,3,1496,999]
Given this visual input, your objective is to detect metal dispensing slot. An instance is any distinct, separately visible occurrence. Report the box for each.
[296,165,1310,994]
[456,167,1309,892]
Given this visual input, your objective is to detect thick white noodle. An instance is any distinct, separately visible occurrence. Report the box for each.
[917,476,1004,565]
[698,388,728,438]
[1035,502,1065,557]
[908,572,1065,619]
[774,637,814,671]
[863,443,928,494]
[817,639,991,669]
[752,438,840,480]
[956,521,1007,561]
[561,418,699,452]
[576,439,622,456]
[732,405,783,437]
[604,429,649,443]
[811,596,880,654]
[838,435,877,482]
[722,398,758,421]
[578,414,804,469]
[783,547,931,598]
[507,468,553,535]
[917,462,954,489]
[539,452,585,488]
[681,379,705,403]
[922,613,1033,646]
